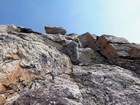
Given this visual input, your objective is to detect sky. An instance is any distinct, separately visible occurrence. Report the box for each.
[0,0,140,43]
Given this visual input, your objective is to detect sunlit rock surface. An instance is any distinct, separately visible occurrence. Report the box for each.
[0,25,140,105]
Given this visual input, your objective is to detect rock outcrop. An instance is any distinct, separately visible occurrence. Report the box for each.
[0,24,140,105]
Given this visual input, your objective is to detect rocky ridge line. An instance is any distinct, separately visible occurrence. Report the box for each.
[0,24,139,105]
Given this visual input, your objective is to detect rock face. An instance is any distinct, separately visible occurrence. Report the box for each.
[0,25,72,104]
[0,24,140,105]
[73,64,140,105]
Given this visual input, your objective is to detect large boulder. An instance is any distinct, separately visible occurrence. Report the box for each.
[78,32,100,51]
[100,43,131,59]
[96,35,140,72]
[129,44,140,59]
[45,25,67,35]
[97,35,129,48]
[97,35,131,59]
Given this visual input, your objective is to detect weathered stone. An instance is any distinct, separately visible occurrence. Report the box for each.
[97,35,139,70]
[0,95,6,105]
[73,64,140,105]
[0,24,23,33]
[0,61,36,98]
[0,24,40,34]
[44,33,66,43]
[134,60,140,74]
[78,32,100,51]
[5,93,20,104]
[129,44,140,58]
[0,25,140,105]
[111,58,136,70]
[0,31,72,75]
[100,43,131,59]
[0,25,72,104]
[78,48,104,65]
[63,40,79,65]
[65,35,82,48]
[97,35,129,48]
[42,33,67,51]
[45,25,67,35]
[7,74,83,105]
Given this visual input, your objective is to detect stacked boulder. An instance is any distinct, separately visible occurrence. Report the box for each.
[97,35,130,59]
[44,26,140,73]
[78,33,140,73]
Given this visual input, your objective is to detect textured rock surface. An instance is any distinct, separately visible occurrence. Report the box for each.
[78,48,104,65]
[73,64,140,105]
[97,35,131,59]
[78,32,99,51]
[97,35,129,48]
[6,74,83,105]
[45,25,67,35]
[0,24,140,105]
[6,64,140,105]
[0,25,72,104]
[129,44,140,58]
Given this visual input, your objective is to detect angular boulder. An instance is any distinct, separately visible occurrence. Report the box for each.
[97,35,131,59]
[45,25,67,35]
[100,43,131,59]
[78,32,100,51]
[97,35,129,48]
[129,44,140,58]
[96,35,140,71]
